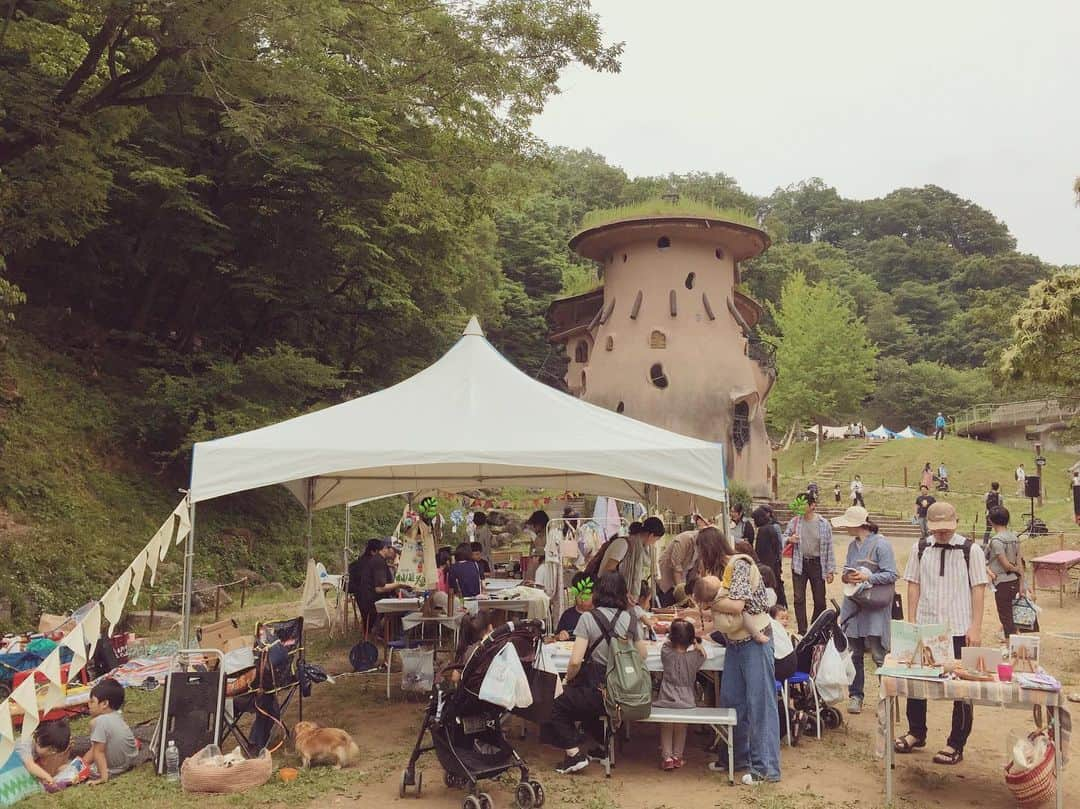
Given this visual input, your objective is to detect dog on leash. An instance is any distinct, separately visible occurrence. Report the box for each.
[293,721,360,769]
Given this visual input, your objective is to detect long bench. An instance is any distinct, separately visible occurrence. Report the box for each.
[598,707,737,783]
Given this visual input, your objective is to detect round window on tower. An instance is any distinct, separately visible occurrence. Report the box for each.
[649,363,669,389]
[715,247,725,260]
[657,236,671,249]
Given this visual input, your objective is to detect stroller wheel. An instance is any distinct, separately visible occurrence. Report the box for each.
[514,781,536,809]
[463,796,482,809]
[477,792,493,809]
[821,706,843,730]
[529,780,545,807]
[416,770,423,797]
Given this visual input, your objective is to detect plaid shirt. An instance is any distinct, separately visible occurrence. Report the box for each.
[783,514,836,577]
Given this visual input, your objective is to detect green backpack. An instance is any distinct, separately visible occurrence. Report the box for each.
[589,610,652,726]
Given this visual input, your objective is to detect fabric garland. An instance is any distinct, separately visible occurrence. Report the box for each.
[0,703,13,768]
[9,678,38,741]
[60,622,87,686]
[129,548,148,606]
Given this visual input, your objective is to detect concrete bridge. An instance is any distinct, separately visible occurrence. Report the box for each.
[953,398,1080,450]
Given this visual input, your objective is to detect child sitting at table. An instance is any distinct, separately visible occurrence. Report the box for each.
[470,542,492,578]
[653,619,711,770]
[16,719,72,787]
[554,573,594,640]
[443,610,495,685]
[448,543,483,597]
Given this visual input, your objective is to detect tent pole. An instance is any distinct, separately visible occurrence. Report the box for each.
[306,478,315,560]
[181,497,196,647]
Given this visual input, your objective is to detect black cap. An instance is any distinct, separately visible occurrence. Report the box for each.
[641,516,666,537]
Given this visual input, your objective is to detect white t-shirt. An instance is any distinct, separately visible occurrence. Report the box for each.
[1016,467,1026,482]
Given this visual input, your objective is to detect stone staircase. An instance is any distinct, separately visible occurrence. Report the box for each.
[814,438,886,481]
[768,502,924,543]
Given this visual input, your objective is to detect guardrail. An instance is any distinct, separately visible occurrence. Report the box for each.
[145,577,249,629]
[953,398,1080,434]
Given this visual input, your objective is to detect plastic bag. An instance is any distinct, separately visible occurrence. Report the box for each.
[814,638,852,704]
[400,647,434,692]
[478,642,533,710]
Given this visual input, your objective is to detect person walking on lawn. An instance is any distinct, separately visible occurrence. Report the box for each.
[914,486,935,538]
[783,493,835,634]
[894,501,988,766]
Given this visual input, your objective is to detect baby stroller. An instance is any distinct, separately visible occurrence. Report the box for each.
[934,474,949,492]
[786,602,846,737]
[401,620,546,809]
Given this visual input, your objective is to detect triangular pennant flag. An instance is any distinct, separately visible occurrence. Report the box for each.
[38,649,62,689]
[81,602,101,661]
[0,701,14,769]
[146,527,165,585]
[174,500,191,542]
[60,621,87,685]
[10,677,39,740]
[102,567,133,635]
[129,549,148,605]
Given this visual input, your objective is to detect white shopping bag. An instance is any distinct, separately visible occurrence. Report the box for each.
[478,643,534,710]
[814,638,852,705]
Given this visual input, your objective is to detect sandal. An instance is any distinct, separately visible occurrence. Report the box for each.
[933,748,963,765]
[1067,693,1080,704]
[894,734,926,754]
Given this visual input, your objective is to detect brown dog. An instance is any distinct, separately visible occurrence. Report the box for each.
[293,721,360,769]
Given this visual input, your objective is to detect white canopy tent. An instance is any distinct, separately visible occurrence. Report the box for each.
[182,317,728,642]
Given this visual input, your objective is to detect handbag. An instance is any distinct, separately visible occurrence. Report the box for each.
[846,537,896,611]
[1012,594,1039,633]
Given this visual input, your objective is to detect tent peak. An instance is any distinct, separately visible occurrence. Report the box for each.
[463,316,484,337]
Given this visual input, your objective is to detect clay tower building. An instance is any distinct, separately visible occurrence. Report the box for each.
[547,209,776,497]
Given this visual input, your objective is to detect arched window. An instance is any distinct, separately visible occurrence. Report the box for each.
[649,363,669,389]
[616,401,625,413]
[650,330,667,349]
[715,247,725,260]
[574,340,589,363]
[657,236,671,249]
[580,370,587,394]
[684,272,695,289]
[605,336,614,351]
[733,401,751,452]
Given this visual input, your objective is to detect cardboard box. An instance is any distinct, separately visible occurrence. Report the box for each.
[196,617,241,650]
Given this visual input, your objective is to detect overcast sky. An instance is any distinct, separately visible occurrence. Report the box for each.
[531,1,1080,265]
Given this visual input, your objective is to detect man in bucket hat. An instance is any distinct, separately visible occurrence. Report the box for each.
[893,502,988,766]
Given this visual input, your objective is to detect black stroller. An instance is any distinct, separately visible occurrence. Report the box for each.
[785,601,847,737]
[401,619,546,809]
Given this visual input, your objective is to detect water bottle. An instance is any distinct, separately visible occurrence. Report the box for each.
[165,740,180,782]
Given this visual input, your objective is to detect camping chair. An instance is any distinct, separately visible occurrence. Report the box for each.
[221,617,305,755]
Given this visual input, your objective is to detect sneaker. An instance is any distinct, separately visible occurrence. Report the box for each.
[740,773,762,786]
[848,697,863,714]
[661,757,676,771]
[586,747,608,762]
[555,752,588,774]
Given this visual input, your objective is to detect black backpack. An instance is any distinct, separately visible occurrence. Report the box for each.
[985,490,1001,510]
[916,537,974,585]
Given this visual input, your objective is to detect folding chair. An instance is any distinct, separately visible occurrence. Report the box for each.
[221,617,305,754]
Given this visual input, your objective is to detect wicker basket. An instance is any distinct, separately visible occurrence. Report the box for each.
[1004,733,1056,809]
[180,746,273,793]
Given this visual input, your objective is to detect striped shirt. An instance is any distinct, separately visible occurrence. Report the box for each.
[783,514,836,577]
[902,533,989,636]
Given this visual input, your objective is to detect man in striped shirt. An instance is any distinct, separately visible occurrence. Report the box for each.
[783,494,836,634]
[894,501,988,766]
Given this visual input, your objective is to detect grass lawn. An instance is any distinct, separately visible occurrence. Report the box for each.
[777,435,1079,533]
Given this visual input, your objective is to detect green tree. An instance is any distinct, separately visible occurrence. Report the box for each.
[763,178,856,245]
[767,273,877,459]
[863,358,993,430]
[1001,268,1080,388]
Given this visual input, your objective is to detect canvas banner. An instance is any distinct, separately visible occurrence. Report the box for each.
[396,519,437,590]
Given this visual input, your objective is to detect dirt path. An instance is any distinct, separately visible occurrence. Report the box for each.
[292,541,1080,809]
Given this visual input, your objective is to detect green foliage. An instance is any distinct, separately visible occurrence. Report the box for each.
[863,358,993,432]
[767,273,877,429]
[1001,267,1080,388]
[726,481,753,513]
[579,198,758,231]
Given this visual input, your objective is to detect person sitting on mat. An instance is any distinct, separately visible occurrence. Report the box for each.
[85,679,138,784]
[16,719,71,786]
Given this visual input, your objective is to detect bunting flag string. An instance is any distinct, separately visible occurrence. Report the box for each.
[0,495,192,768]
[431,489,583,511]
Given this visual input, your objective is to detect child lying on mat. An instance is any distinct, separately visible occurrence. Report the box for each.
[16,719,74,788]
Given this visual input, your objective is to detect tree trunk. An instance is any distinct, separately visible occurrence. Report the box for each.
[815,420,822,464]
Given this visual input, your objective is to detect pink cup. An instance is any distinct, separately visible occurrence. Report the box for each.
[997,663,1013,682]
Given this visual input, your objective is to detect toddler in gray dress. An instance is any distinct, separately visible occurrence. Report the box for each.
[654,619,712,770]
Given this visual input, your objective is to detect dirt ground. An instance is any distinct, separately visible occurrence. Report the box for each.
[293,536,1080,809]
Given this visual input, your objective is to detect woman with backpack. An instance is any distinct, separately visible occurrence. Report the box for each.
[543,572,648,775]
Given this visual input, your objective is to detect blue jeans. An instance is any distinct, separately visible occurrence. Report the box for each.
[720,636,781,781]
[847,635,887,700]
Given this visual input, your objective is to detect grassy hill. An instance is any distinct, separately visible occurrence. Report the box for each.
[0,329,400,630]
[777,436,1078,533]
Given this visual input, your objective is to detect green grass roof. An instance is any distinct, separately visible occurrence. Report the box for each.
[579,198,759,232]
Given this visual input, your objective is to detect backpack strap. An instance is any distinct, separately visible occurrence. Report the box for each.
[917,537,974,586]
[584,609,622,664]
